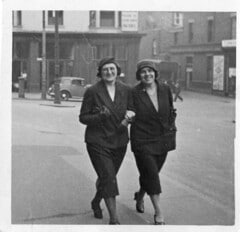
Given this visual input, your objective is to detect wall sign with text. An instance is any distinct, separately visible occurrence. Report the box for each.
[121,11,138,31]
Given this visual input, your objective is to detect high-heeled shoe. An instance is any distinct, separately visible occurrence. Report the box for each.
[134,192,144,213]
[91,199,103,219]
[109,220,120,225]
[154,215,165,225]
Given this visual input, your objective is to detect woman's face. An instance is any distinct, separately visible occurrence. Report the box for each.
[101,63,118,83]
[139,67,156,85]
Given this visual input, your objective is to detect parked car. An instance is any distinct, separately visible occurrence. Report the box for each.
[47,77,90,100]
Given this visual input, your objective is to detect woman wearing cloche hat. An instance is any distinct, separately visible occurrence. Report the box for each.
[130,59,177,225]
[79,57,135,224]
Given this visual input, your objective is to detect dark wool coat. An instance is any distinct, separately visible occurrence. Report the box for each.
[79,80,134,149]
[130,80,176,154]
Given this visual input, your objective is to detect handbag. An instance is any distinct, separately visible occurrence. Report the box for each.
[162,104,177,152]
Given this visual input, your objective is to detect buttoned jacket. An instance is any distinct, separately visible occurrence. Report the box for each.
[130,80,176,152]
[79,80,134,148]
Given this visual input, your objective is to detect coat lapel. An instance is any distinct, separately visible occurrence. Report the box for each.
[136,83,159,116]
[96,80,123,121]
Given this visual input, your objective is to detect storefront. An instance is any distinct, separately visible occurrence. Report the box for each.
[221,39,236,97]
[12,32,143,92]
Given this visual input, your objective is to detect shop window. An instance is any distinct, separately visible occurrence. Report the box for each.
[46,42,55,59]
[206,56,213,81]
[94,44,111,60]
[46,42,73,59]
[207,19,214,42]
[100,11,115,27]
[13,41,29,59]
[188,22,194,43]
[113,44,126,59]
[13,11,22,26]
[48,11,63,25]
[60,42,74,59]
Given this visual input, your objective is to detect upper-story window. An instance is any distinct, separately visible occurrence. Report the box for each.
[100,11,115,27]
[89,11,96,27]
[207,19,214,42]
[118,12,122,28]
[174,32,178,45]
[173,12,183,27]
[48,11,63,25]
[89,11,123,29]
[230,15,236,39]
[152,39,157,56]
[13,11,22,27]
[188,21,194,43]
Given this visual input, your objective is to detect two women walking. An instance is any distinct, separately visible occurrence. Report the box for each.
[79,57,177,225]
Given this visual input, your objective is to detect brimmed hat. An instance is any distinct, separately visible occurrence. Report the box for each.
[136,59,158,80]
[97,57,121,77]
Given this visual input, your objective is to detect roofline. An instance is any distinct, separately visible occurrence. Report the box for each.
[13,31,146,38]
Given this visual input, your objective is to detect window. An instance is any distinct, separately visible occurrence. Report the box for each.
[72,79,84,86]
[13,41,29,59]
[230,16,236,39]
[188,22,193,43]
[48,11,63,25]
[94,44,111,59]
[186,56,193,67]
[89,11,96,27]
[152,40,157,56]
[60,42,74,59]
[207,19,214,42]
[46,42,55,59]
[174,32,178,45]
[173,12,183,27]
[100,11,115,27]
[13,11,22,26]
[112,44,126,59]
[206,56,213,81]
[118,12,122,27]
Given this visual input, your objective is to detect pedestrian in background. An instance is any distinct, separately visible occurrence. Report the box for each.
[173,80,183,102]
[130,59,177,225]
[79,57,135,224]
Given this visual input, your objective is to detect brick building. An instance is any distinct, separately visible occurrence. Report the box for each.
[138,12,236,96]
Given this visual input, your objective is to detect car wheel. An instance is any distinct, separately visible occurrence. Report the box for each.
[60,90,70,101]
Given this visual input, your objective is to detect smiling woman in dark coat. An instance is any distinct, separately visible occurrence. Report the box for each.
[79,57,135,224]
[130,59,177,225]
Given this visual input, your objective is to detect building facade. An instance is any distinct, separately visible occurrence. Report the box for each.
[170,12,236,96]
[138,12,236,96]
[12,11,144,92]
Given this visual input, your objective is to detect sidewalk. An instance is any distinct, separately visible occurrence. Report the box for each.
[12,92,82,102]
[11,89,237,227]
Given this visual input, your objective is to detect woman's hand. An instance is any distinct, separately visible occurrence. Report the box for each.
[100,105,111,117]
[125,110,136,122]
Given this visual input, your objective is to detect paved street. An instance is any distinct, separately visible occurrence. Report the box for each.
[11,91,236,226]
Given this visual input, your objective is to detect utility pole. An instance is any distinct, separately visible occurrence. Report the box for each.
[41,10,47,99]
[54,10,61,104]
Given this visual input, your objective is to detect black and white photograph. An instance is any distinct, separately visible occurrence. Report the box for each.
[0,0,239,232]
